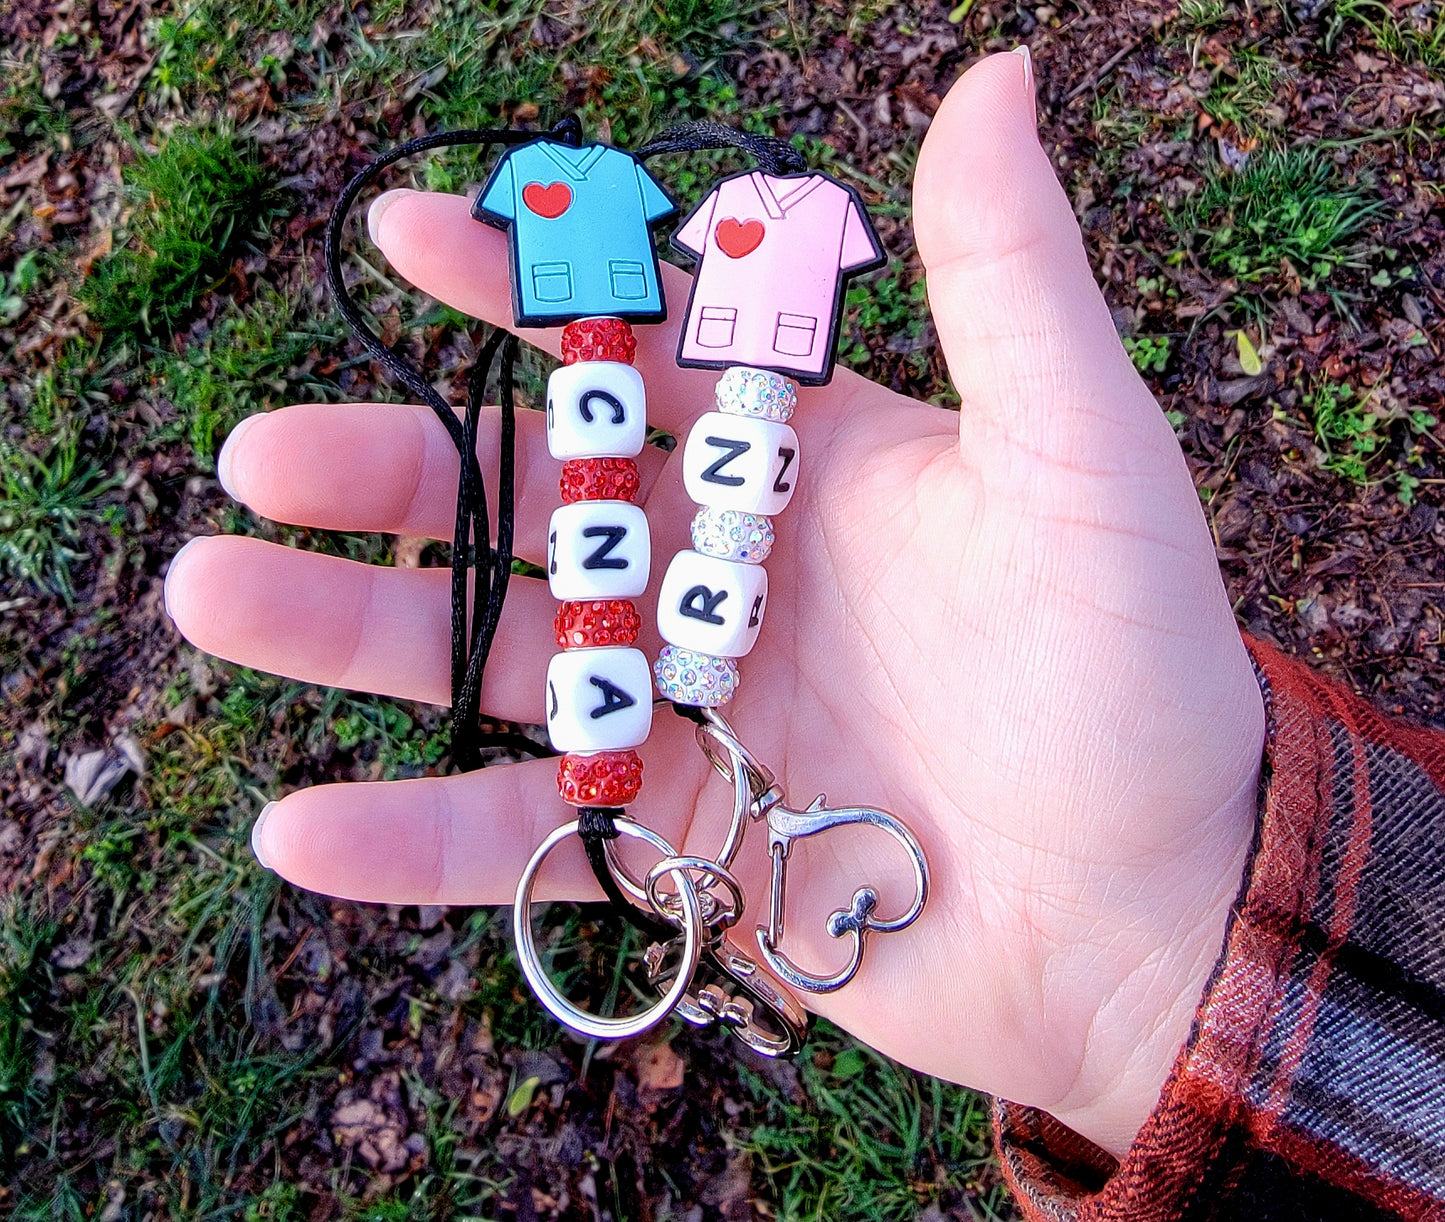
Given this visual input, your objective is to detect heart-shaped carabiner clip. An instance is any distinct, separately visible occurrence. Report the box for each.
[753,795,930,995]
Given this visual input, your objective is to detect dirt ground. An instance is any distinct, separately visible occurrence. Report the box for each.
[2,0,1444,1218]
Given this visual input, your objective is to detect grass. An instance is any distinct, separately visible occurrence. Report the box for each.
[81,129,281,341]
[150,288,341,463]
[1303,377,1437,490]
[1325,0,1445,69]
[740,1023,1003,1222]
[1173,147,1382,290]
[1202,49,1288,138]
[0,426,120,602]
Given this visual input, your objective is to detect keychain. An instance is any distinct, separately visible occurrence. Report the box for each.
[326,118,929,1058]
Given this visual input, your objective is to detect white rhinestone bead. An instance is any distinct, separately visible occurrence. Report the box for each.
[653,645,740,707]
[691,507,775,564]
[714,366,797,423]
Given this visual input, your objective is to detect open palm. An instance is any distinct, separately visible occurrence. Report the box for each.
[166,53,1265,1157]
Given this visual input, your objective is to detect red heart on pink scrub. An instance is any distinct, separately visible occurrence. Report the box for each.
[714,217,765,258]
[522,182,572,219]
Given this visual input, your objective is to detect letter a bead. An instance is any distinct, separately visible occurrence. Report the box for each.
[545,647,653,751]
[681,412,798,516]
[656,549,767,658]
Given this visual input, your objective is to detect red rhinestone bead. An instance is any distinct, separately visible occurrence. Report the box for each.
[558,750,644,807]
[559,457,641,504]
[560,317,637,366]
[554,599,642,649]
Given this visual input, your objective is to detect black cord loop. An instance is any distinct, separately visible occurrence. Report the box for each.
[325,119,577,771]
[635,120,807,175]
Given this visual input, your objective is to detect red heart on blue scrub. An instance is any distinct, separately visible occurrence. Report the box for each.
[522,181,572,219]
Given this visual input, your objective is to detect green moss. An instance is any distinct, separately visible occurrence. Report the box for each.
[81,130,280,340]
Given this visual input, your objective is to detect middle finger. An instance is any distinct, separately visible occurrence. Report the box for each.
[219,400,671,562]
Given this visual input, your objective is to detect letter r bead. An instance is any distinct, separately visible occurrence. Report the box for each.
[656,549,767,658]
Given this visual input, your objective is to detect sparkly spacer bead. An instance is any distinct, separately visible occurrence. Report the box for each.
[560,457,641,504]
[691,507,775,564]
[560,317,637,366]
[554,599,642,649]
[653,645,740,707]
[714,366,797,423]
[558,750,644,807]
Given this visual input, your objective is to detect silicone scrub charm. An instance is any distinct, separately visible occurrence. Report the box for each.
[655,167,885,707]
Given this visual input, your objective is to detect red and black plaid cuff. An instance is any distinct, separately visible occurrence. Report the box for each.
[993,637,1445,1222]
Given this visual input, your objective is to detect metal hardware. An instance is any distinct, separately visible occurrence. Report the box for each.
[513,818,704,1040]
[515,709,930,1048]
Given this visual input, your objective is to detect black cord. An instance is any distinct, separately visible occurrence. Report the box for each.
[324,120,576,771]
[635,120,807,174]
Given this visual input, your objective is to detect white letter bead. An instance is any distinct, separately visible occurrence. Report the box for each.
[546,361,647,459]
[714,366,797,422]
[681,412,799,515]
[548,501,650,600]
[546,648,653,751]
[656,549,768,658]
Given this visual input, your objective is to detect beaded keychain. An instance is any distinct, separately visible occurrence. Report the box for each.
[326,119,929,1056]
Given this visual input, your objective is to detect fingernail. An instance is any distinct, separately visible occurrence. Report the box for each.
[217,412,261,502]
[1013,44,1034,93]
[163,536,205,623]
[367,188,409,247]
[251,802,278,870]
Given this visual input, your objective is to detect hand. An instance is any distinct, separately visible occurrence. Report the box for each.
[164,50,1265,1159]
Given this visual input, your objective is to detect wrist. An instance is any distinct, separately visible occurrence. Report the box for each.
[1046,740,1261,1159]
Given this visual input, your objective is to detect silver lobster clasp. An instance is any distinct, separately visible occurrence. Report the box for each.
[691,707,930,998]
[753,792,929,995]
[644,937,810,1058]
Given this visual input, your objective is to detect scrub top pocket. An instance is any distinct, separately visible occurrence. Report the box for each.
[773,312,818,357]
[695,306,738,349]
[609,260,649,301]
[532,261,574,303]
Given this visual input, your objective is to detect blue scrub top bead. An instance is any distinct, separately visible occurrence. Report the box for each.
[474,139,677,328]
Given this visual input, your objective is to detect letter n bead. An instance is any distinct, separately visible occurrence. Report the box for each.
[681,412,798,516]
[547,501,650,600]
[656,549,767,658]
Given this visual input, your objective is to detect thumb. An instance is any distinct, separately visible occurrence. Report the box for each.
[915,51,1159,454]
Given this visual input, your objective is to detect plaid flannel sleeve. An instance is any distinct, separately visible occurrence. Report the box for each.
[993,637,1445,1221]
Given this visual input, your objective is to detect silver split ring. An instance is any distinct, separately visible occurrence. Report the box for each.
[645,855,746,931]
[513,818,704,1041]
